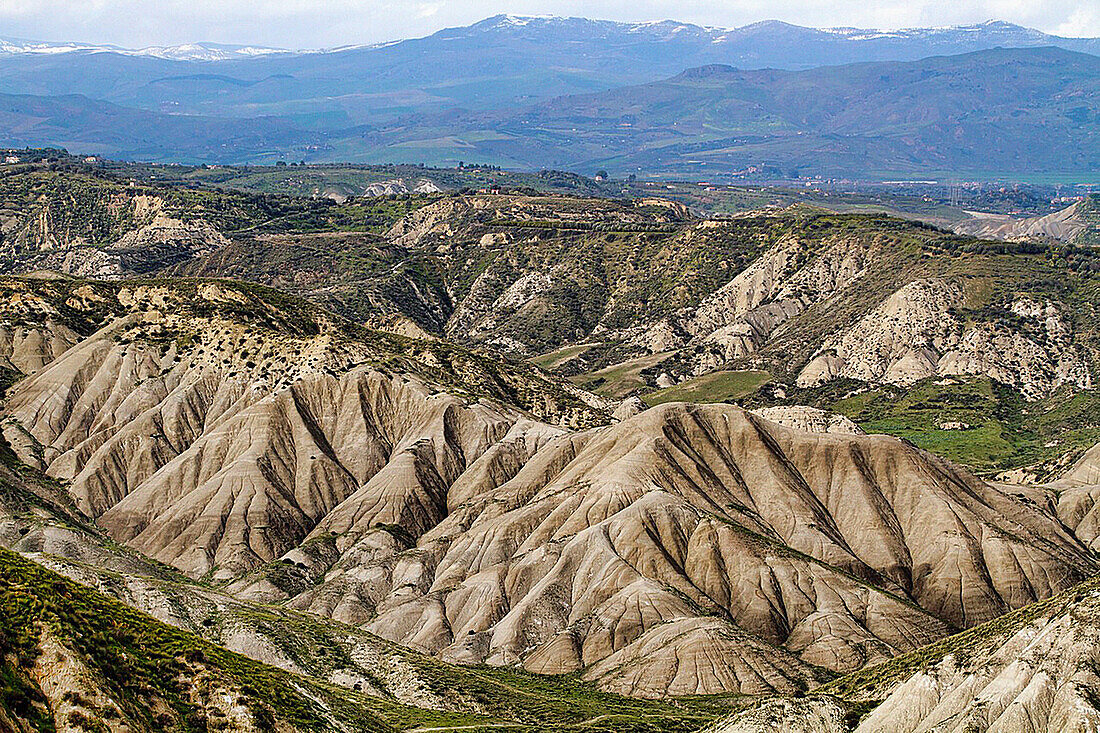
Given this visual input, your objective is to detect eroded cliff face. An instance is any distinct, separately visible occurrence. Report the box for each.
[952,200,1090,243]
[9,186,1097,402]
[778,442,1100,731]
[635,243,1092,399]
[374,200,1099,400]
[0,544,411,733]
[627,232,871,375]
[10,194,230,279]
[797,282,1091,398]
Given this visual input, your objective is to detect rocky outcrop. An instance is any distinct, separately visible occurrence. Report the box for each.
[751,406,864,435]
[19,212,230,279]
[9,192,230,279]
[387,197,483,247]
[363,178,442,197]
[612,396,648,421]
[836,576,1100,733]
[627,233,871,374]
[27,625,279,733]
[703,697,847,733]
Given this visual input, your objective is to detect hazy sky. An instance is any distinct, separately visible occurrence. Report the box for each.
[2,0,1099,49]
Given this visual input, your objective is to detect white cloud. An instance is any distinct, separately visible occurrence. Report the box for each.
[416,2,442,19]
[1055,5,1100,38]
[0,0,1096,48]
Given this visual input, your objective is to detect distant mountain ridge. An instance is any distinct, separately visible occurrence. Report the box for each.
[1,15,1098,177]
[446,15,1100,67]
[2,46,1095,179]
[478,45,1100,177]
[3,15,1098,64]
[0,14,1097,124]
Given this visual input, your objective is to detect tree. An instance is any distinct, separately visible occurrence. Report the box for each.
[595,170,609,180]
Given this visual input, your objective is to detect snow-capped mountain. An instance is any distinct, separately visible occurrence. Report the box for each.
[0,37,289,60]
[4,16,1094,65]
[129,42,290,61]
[435,15,1098,58]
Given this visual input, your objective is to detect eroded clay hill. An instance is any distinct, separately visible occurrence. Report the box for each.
[0,423,727,732]
[263,402,1093,697]
[952,197,1098,244]
[3,278,1096,700]
[0,277,600,575]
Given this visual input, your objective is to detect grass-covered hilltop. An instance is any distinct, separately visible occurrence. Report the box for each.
[3,152,1100,732]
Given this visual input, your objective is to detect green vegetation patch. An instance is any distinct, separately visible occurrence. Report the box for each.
[0,547,350,731]
[642,371,772,406]
[391,662,742,733]
[825,377,1100,476]
[0,544,737,733]
[571,352,677,399]
[530,343,598,371]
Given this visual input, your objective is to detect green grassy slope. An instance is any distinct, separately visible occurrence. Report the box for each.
[0,515,735,732]
[743,376,1100,477]
[0,546,396,732]
[642,371,771,406]
[829,378,1100,476]
[2,542,730,733]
